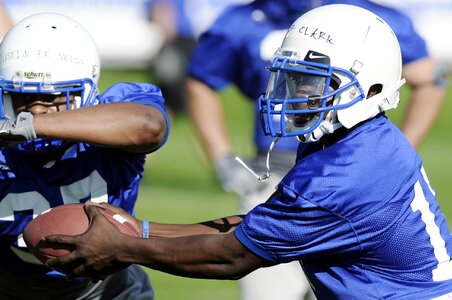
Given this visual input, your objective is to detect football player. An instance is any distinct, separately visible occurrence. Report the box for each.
[45,4,452,299]
[0,13,169,299]
[149,0,250,115]
[186,1,446,298]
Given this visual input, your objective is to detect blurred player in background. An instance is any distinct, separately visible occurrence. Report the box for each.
[149,0,251,115]
[45,5,452,299]
[0,13,169,299]
[186,1,446,298]
[149,0,197,115]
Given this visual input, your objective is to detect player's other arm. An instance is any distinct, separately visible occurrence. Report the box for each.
[103,200,246,237]
[187,78,261,196]
[128,229,266,280]
[45,204,267,280]
[400,57,447,148]
[33,102,168,153]
[186,77,232,161]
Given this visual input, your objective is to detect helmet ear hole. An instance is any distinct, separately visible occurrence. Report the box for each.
[366,84,383,99]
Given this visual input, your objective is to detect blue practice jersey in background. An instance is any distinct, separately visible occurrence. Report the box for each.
[187,0,428,153]
[235,115,452,299]
[0,82,169,280]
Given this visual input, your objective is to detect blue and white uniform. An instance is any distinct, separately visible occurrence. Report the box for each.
[188,1,432,299]
[236,114,452,299]
[0,82,169,299]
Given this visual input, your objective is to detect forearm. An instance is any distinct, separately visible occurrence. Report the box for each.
[400,84,445,148]
[186,78,232,161]
[128,216,253,279]
[401,57,447,148]
[120,232,259,279]
[149,215,245,237]
[33,102,167,153]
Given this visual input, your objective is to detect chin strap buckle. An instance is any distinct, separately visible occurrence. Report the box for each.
[235,137,281,181]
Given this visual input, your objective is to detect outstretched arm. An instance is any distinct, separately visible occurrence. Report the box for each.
[33,102,167,153]
[45,204,268,281]
[124,227,265,280]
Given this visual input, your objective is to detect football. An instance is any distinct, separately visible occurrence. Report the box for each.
[23,203,140,265]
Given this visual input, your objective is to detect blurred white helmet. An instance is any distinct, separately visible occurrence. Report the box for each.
[0,12,101,152]
[259,4,405,142]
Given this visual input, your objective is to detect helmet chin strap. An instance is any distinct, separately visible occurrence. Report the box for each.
[298,120,343,143]
[235,137,281,181]
[234,110,341,181]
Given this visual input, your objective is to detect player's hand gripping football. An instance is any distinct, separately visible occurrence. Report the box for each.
[44,203,139,282]
[214,152,262,197]
[0,112,37,147]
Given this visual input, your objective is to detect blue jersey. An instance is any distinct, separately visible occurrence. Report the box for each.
[0,82,169,280]
[187,0,429,153]
[235,115,452,299]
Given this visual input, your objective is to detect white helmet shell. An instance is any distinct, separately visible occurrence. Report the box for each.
[0,12,101,86]
[280,4,404,129]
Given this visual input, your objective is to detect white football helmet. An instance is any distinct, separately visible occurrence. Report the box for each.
[259,4,405,142]
[0,12,101,151]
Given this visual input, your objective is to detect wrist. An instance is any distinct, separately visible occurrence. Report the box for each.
[142,220,150,238]
[214,152,236,168]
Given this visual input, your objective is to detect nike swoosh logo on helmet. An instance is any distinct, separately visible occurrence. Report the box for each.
[308,52,327,60]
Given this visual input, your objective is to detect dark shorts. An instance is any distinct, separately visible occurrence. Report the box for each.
[0,264,153,300]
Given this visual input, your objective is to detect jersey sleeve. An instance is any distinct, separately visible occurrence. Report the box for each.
[235,185,360,263]
[187,22,240,91]
[98,82,170,151]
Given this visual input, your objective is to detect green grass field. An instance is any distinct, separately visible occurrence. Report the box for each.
[99,69,452,300]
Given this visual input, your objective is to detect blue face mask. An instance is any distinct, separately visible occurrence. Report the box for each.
[259,55,363,139]
[0,78,98,153]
